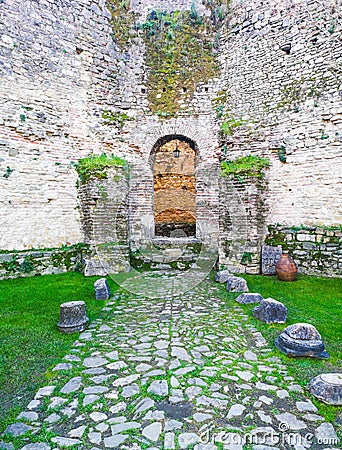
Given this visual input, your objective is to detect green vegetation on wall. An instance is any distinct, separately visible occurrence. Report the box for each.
[102,110,134,129]
[221,155,270,180]
[106,0,136,49]
[0,243,90,277]
[220,117,246,136]
[139,9,220,117]
[74,153,127,184]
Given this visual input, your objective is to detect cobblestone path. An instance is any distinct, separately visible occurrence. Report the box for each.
[3,278,339,450]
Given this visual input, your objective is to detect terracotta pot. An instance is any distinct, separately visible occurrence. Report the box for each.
[276,253,297,281]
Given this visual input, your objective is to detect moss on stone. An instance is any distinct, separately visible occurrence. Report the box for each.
[106,0,136,50]
[139,9,220,117]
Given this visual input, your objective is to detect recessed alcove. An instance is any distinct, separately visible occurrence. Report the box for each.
[150,135,197,238]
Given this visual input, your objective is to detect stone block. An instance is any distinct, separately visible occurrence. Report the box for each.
[226,276,249,293]
[94,278,110,300]
[235,293,263,304]
[308,373,342,405]
[57,301,88,334]
[215,270,232,283]
[261,245,282,275]
[275,323,329,359]
[253,298,288,324]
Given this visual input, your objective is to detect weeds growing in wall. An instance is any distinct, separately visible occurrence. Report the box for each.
[221,155,270,181]
[106,1,230,118]
[73,153,127,184]
[138,9,220,117]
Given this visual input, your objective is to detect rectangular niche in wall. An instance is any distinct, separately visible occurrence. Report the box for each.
[153,138,196,238]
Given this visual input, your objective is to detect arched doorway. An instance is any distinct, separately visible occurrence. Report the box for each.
[151,136,196,238]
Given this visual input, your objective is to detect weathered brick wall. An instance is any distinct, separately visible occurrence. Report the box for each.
[219,175,269,274]
[77,166,130,275]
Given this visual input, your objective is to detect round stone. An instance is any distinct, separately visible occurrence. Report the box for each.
[308,373,342,405]
[284,323,321,340]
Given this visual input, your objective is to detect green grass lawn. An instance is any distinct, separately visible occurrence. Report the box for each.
[217,273,342,422]
[0,272,118,433]
[0,271,341,433]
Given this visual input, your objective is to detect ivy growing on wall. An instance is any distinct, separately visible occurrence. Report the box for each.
[138,9,220,117]
[221,155,270,181]
[73,153,127,184]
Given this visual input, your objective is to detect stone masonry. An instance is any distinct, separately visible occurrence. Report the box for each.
[0,0,341,277]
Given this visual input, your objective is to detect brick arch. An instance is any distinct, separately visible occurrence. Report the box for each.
[148,134,198,167]
[143,120,215,159]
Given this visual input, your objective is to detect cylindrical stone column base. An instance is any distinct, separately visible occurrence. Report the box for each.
[58,301,89,334]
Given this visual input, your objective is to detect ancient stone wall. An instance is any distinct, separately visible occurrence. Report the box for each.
[219,174,269,274]
[262,224,342,277]
[218,0,342,227]
[0,0,340,278]
[77,166,130,275]
[0,244,90,280]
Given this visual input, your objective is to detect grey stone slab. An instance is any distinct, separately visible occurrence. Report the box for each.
[60,376,82,394]
[165,420,183,431]
[164,432,175,449]
[16,411,39,422]
[315,423,338,442]
[5,423,33,437]
[69,425,87,438]
[193,413,212,422]
[103,435,128,448]
[89,412,108,422]
[122,383,140,397]
[142,422,162,442]
[52,363,72,371]
[113,374,140,387]
[171,347,191,361]
[88,432,102,445]
[134,398,155,415]
[148,379,168,396]
[111,422,141,434]
[105,350,119,360]
[296,400,318,412]
[83,394,100,407]
[178,433,201,449]
[227,404,246,418]
[83,386,108,394]
[51,437,81,447]
[275,412,307,430]
[20,445,51,450]
[83,357,108,368]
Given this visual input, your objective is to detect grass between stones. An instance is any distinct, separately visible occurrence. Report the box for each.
[1,270,341,441]
[0,272,119,433]
[216,273,342,423]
